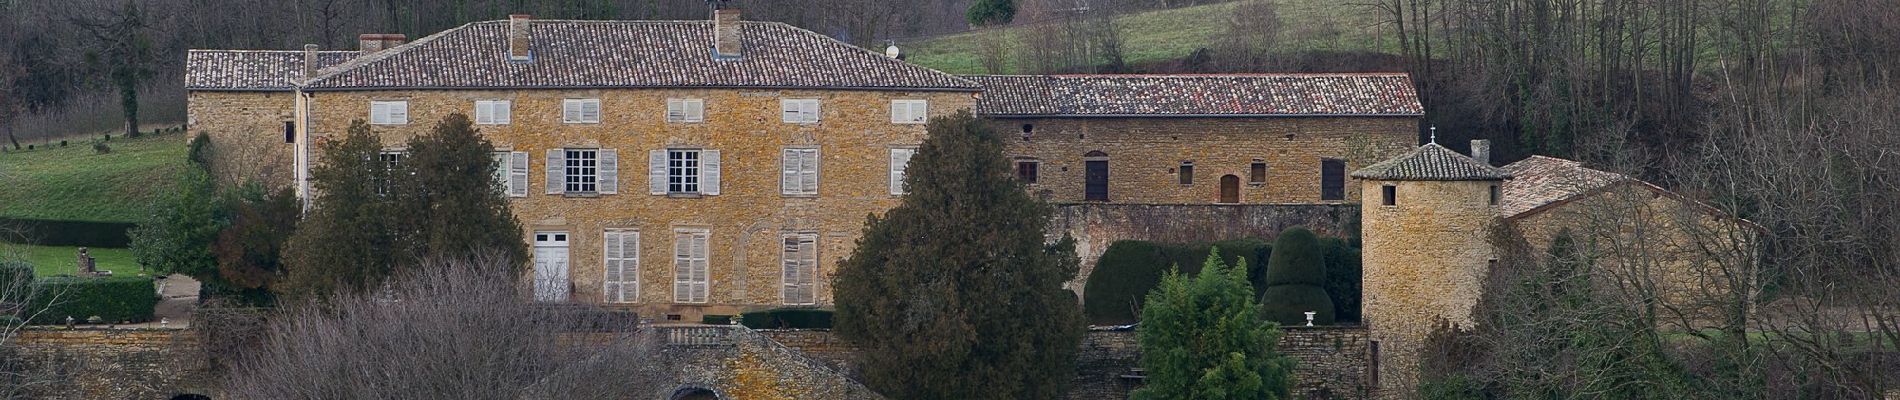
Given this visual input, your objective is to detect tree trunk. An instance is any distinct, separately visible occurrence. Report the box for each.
[121,82,139,138]
[4,119,20,150]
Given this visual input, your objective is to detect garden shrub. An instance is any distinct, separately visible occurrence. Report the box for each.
[1321,237,1363,323]
[1260,227,1335,325]
[702,314,734,325]
[1083,238,1268,325]
[28,275,159,324]
[740,308,832,329]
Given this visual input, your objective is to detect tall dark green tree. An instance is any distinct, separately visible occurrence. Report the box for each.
[129,146,225,283]
[390,113,527,267]
[281,121,396,299]
[1133,249,1294,400]
[1258,227,1335,325]
[833,111,1084,399]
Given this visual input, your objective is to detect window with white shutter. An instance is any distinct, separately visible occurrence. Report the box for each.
[889,148,916,195]
[562,99,601,124]
[508,151,529,197]
[781,99,820,123]
[474,100,511,125]
[782,232,818,305]
[564,149,598,193]
[781,148,819,195]
[491,151,510,192]
[890,100,928,124]
[665,149,701,194]
[672,230,710,304]
[666,98,704,123]
[603,230,640,303]
[369,101,409,125]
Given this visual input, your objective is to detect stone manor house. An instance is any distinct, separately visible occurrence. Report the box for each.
[186,9,1754,398]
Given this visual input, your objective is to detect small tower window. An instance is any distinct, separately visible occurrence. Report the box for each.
[1488,184,1500,206]
[284,121,295,143]
[1381,185,1396,206]
[1178,161,1194,185]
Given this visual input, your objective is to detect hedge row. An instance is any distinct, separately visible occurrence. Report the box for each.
[28,275,159,324]
[739,308,833,329]
[1082,236,1363,326]
[0,217,136,248]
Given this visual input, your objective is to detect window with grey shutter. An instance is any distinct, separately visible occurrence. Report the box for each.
[782,233,818,305]
[545,149,564,194]
[648,150,667,195]
[370,101,409,125]
[781,148,819,195]
[666,98,704,123]
[673,230,709,304]
[702,150,721,195]
[890,148,915,195]
[562,99,600,124]
[598,149,618,194]
[603,230,639,303]
[781,99,819,123]
[475,100,511,125]
[509,151,530,197]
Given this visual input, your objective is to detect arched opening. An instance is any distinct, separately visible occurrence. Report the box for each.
[1083,151,1109,202]
[671,387,721,400]
[169,394,212,400]
[1219,174,1241,204]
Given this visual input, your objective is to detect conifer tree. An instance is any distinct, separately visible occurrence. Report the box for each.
[281,121,395,299]
[389,113,526,267]
[1133,249,1294,400]
[1259,227,1335,325]
[833,111,1084,399]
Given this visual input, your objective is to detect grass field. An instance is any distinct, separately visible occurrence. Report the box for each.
[901,1,1394,74]
[0,132,189,223]
[3,244,143,277]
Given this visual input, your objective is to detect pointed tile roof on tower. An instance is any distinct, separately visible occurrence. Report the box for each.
[1350,142,1513,181]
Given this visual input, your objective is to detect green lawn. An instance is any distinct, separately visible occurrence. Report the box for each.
[0,132,189,223]
[902,1,1394,74]
[3,244,144,277]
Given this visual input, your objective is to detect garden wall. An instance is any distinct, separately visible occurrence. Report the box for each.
[8,327,214,399]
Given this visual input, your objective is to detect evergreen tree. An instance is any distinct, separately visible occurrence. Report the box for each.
[833,111,1083,399]
[281,121,395,299]
[129,152,225,284]
[965,0,1017,27]
[1259,227,1335,325]
[389,113,526,267]
[208,184,299,305]
[1133,249,1295,400]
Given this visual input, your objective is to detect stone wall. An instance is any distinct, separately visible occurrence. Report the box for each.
[8,327,214,399]
[1048,203,1359,296]
[756,329,860,378]
[994,116,1417,205]
[645,325,884,400]
[186,91,299,187]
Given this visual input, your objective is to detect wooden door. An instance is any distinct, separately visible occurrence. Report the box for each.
[1220,174,1240,203]
[1085,159,1109,201]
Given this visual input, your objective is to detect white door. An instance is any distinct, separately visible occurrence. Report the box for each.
[532,232,570,302]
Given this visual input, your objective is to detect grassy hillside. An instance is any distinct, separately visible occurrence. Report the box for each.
[902,1,1393,74]
[0,133,189,223]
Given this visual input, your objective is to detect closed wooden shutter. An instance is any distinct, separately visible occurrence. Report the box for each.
[782,233,817,305]
[702,150,721,195]
[598,149,618,194]
[603,230,639,303]
[562,100,580,122]
[685,99,704,122]
[890,148,914,195]
[781,148,799,194]
[648,150,667,195]
[545,149,563,194]
[509,152,529,197]
[581,100,600,123]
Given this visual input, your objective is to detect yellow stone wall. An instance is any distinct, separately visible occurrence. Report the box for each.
[995,117,1417,204]
[185,91,299,187]
[1358,178,1502,398]
[291,87,975,320]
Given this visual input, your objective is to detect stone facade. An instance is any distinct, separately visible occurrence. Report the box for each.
[288,88,975,320]
[186,91,299,186]
[1358,178,1502,398]
[995,117,1416,205]
[9,327,215,399]
[1048,203,1358,297]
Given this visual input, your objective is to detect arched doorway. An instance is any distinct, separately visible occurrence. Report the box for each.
[1084,151,1109,201]
[671,387,720,400]
[1219,174,1241,203]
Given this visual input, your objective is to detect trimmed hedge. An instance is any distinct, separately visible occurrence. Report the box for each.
[1083,238,1269,325]
[1260,227,1335,326]
[28,275,158,324]
[0,218,136,248]
[740,308,832,329]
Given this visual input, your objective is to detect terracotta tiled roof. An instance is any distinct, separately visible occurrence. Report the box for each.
[292,20,977,91]
[1499,156,1629,217]
[962,73,1423,116]
[1351,143,1512,181]
[185,50,358,90]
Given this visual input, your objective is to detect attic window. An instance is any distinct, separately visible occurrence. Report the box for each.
[1381,185,1396,206]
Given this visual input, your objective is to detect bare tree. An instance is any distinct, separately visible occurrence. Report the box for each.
[221,254,669,399]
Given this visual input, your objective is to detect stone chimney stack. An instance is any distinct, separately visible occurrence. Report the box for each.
[358,34,386,53]
[382,34,407,49]
[302,44,318,80]
[1471,139,1492,166]
[713,8,743,58]
[509,14,532,61]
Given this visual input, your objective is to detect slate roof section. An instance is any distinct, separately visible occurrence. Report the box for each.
[962,73,1423,117]
[1350,142,1513,181]
[295,20,977,91]
[1499,156,1630,217]
[185,50,359,90]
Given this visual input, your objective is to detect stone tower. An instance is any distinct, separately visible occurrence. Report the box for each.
[1350,142,1511,398]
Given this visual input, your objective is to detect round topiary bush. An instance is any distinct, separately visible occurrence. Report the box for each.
[1259,227,1334,325]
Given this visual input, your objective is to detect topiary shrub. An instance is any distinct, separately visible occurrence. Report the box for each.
[1260,227,1335,325]
[28,275,159,324]
[1321,237,1363,324]
[1083,238,1267,325]
[740,308,832,329]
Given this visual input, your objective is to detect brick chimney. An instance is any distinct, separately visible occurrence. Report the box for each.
[358,34,386,53]
[713,8,743,58]
[508,14,532,61]
[1470,139,1492,166]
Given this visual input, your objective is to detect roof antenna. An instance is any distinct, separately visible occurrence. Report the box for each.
[1429,126,1438,144]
